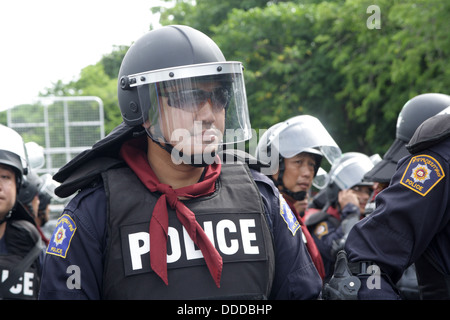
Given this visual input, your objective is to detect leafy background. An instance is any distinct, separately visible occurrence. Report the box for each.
[2,0,449,157]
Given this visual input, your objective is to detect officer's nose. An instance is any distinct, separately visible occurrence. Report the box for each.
[195,98,217,124]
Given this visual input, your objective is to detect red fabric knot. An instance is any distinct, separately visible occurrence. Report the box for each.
[120,137,223,288]
[156,183,178,209]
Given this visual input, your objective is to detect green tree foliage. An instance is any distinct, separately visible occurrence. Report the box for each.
[39,45,128,134]
[8,0,447,156]
[158,0,449,155]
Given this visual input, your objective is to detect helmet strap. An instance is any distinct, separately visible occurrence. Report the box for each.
[151,137,217,168]
[0,210,12,225]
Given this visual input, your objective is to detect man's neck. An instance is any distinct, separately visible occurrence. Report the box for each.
[147,138,205,189]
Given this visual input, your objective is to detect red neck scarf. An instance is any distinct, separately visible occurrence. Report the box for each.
[120,137,223,287]
[285,197,326,280]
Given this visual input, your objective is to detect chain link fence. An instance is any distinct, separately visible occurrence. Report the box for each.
[7,96,105,175]
[6,97,105,231]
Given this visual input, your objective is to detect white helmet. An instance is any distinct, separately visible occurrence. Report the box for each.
[0,124,28,187]
[255,115,341,175]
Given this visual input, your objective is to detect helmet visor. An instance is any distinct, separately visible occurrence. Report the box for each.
[129,62,251,163]
[330,155,374,190]
[271,115,341,164]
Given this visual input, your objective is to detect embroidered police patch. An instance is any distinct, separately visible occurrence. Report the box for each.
[400,154,445,196]
[279,196,300,236]
[314,222,328,239]
[46,214,77,258]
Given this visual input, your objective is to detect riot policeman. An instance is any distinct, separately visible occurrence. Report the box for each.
[255,115,341,280]
[0,125,43,300]
[39,25,322,300]
[323,94,450,300]
[304,152,374,280]
[362,93,450,299]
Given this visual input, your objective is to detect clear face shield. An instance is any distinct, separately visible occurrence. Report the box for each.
[39,173,64,203]
[258,115,341,175]
[128,62,251,165]
[328,154,375,190]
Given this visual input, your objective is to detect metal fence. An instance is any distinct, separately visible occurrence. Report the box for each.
[7,96,105,176]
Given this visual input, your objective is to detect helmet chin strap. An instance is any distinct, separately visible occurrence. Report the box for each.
[273,157,307,201]
[0,210,12,225]
[152,138,217,168]
[280,188,307,202]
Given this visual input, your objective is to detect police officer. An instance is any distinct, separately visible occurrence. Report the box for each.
[255,115,342,280]
[362,93,450,299]
[323,101,450,299]
[0,125,43,300]
[38,25,322,300]
[364,93,450,186]
[304,152,374,280]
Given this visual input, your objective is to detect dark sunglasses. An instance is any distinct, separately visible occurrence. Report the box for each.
[159,87,231,112]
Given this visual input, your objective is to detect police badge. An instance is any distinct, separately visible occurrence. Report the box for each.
[400,154,445,196]
[46,214,77,258]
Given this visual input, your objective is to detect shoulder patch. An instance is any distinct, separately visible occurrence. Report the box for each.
[400,154,445,196]
[314,222,329,239]
[279,195,300,236]
[46,214,77,258]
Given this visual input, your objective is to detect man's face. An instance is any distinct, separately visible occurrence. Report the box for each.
[281,153,316,192]
[156,81,227,163]
[274,152,316,212]
[0,164,17,219]
[350,185,374,213]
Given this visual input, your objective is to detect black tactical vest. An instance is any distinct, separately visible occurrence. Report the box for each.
[0,220,41,300]
[101,162,275,299]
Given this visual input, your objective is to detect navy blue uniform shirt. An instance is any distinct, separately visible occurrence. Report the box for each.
[39,168,322,300]
[345,137,450,299]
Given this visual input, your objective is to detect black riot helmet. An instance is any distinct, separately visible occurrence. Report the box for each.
[118,25,227,126]
[396,93,450,141]
[365,93,450,183]
[117,25,251,166]
[18,170,42,206]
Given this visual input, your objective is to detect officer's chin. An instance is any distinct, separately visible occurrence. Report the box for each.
[170,144,220,167]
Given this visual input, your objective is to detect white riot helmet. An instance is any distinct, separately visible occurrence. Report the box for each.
[0,124,28,188]
[255,115,341,200]
[255,115,341,175]
[325,152,375,205]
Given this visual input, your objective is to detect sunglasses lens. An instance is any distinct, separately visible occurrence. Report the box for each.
[167,88,230,112]
[213,88,230,107]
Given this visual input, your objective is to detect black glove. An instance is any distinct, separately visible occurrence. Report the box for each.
[323,250,361,300]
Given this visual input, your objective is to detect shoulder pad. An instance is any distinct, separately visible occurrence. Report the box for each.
[55,157,124,198]
[5,220,41,254]
[407,114,450,154]
[54,122,144,183]
[53,122,144,198]
[218,149,270,172]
